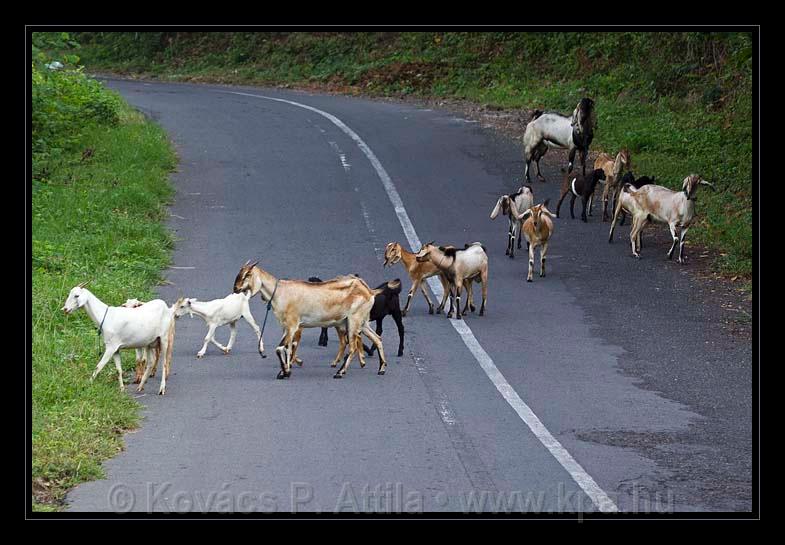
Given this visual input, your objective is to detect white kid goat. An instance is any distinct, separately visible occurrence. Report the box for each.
[173,291,264,359]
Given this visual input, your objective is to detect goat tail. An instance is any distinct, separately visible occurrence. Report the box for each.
[163,313,176,379]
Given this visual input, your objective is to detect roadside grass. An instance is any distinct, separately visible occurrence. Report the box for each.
[75,32,752,285]
[32,104,176,511]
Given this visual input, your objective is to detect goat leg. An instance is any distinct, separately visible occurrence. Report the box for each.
[112,353,124,391]
[362,323,387,375]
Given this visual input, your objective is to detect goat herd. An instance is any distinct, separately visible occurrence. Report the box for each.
[60,98,716,394]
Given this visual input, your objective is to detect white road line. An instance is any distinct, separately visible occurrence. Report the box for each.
[223,90,619,513]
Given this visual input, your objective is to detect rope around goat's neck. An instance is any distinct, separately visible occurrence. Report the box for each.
[259,279,279,340]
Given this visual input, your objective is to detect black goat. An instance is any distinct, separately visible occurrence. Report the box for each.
[555,168,607,222]
[311,277,405,357]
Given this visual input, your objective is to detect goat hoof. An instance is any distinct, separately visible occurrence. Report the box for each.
[260,352,267,359]
[158,389,165,396]
[428,307,434,315]
[276,371,288,380]
[333,373,344,379]
[196,354,204,359]
[527,278,533,282]
[397,350,404,357]
[401,310,408,317]
[378,370,386,376]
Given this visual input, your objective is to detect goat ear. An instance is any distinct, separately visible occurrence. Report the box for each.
[700,180,717,191]
[518,209,532,221]
[490,197,503,219]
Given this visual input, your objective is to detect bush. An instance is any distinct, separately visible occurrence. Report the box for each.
[32,33,124,178]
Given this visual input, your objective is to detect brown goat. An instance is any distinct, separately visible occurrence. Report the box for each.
[383,242,452,316]
[233,262,386,379]
[517,200,557,282]
[594,148,631,221]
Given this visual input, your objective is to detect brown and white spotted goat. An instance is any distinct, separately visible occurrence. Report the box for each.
[490,185,534,258]
[517,200,557,282]
[233,261,387,379]
[415,242,488,320]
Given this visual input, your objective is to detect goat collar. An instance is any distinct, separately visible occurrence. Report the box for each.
[684,188,698,201]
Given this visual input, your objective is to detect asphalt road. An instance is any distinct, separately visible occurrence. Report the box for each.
[65,78,752,514]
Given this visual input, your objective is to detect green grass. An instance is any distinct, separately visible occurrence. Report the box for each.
[32,104,176,511]
[74,32,752,283]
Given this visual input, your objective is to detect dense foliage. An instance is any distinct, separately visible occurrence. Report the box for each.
[32,33,124,179]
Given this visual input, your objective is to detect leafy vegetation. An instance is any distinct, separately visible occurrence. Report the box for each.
[31,33,176,510]
[74,32,753,281]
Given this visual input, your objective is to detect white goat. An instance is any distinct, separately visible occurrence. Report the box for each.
[490,185,534,259]
[415,242,489,319]
[61,283,182,395]
[173,291,264,359]
[612,174,716,263]
[121,298,162,384]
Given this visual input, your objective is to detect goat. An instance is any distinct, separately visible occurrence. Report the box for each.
[310,278,406,358]
[61,283,181,395]
[609,175,716,263]
[308,277,329,347]
[172,291,263,359]
[383,242,451,316]
[289,276,367,369]
[490,185,534,258]
[607,182,647,253]
[594,149,632,221]
[233,262,387,379]
[121,299,161,384]
[415,242,488,320]
[555,168,607,222]
[523,98,596,183]
[517,200,557,282]
[612,172,656,226]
